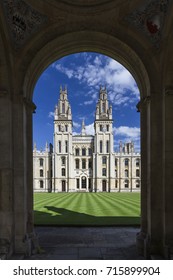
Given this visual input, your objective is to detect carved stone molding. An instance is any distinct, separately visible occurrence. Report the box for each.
[136,96,150,112]
[125,0,170,48]
[2,0,47,48]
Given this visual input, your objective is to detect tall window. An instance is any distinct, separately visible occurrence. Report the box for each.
[61,157,65,165]
[76,178,80,189]
[40,169,43,177]
[65,140,68,153]
[39,158,43,167]
[100,140,103,153]
[58,141,61,153]
[102,103,105,113]
[136,158,140,167]
[88,148,92,156]
[125,158,129,167]
[125,169,128,177]
[75,148,79,156]
[88,159,92,169]
[62,168,66,176]
[115,158,118,166]
[102,156,107,164]
[115,180,118,188]
[62,103,65,113]
[106,140,109,153]
[82,148,86,156]
[115,170,117,177]
[82,159,86,169]
[106,125,109,131]
[81,177,86,188]
[124,180,129,188]
[102,168,106,176]
[136,180,140,188]
[40,180,43,188]
[100,125,103,131]
[65,125,68,132]
[75,159,79,169]
[136,169,140,177]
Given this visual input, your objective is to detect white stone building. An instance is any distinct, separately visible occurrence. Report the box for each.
[33,86,140,192]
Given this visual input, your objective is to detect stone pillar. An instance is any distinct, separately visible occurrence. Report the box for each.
[0,90,13,258]
[136,97,150,256]
[164,86,173,257]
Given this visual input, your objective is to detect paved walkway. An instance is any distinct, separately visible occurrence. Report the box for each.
[25,226,145,260]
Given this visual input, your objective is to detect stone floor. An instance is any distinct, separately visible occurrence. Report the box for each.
[24,226,145,260]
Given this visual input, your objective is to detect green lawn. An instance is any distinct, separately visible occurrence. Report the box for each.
[34,192,141,226]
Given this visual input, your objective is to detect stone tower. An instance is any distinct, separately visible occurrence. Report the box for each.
[53,86,74,192]
[94,86,114,191]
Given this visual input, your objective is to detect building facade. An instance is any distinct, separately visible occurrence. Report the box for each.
[33,86,140,192]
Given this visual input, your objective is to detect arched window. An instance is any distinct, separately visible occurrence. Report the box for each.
[75,159,79,169]
[62,168,66,176]
[81,176,86,188]
[136,180,140,188]
[75,148,79,156]
[82,148,86,156]
[82,159,86,169]
[125,169,128,177]
[100,141,103,153]
[102,156,107,164]
[62,102,65,113]
[61,157,65,165]
[125,158,129,167]
[40,169,43,177]
[102,168,106,176]
[124,180,129,188]
[40,180,43,188]
[136,158,140,167]
[39,158,44,166]
[136,169,140,177]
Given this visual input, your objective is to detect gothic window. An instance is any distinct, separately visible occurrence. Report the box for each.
[82,159,86,169]
[124,180,129,188]
[136,158,140,167]
[88,159,92,169]
[125,158,129,167]
[76,178,80,189]
[39,158,43,167]
[62,168,66,176]
[106,125,109,131]
[115,180,118,188]
[106,140,109,153]
[88,148,92,156]
[75,148,79,156]
[100,125,103,131]
[40,180,43,188]
[65,125,68,132]
[102,103,106,113]
[102,168,106,176]
[40,169,43,177]
[61,157,65,165]
[62,103,65,114]
[100,141,103,153]
[81,177,87,188]
[125,169,128,177]
[65,141,68,153]
[102,156,107,164]
[82,148,86,156]
[75,159,79,169]
[58,125,61,131]
[136,180,140,188]
[136,169,140,177]
[58,141,61,153]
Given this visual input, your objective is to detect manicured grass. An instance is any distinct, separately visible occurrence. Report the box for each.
[34,192,141,226]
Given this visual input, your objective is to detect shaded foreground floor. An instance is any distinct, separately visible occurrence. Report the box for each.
[26,226,145,260]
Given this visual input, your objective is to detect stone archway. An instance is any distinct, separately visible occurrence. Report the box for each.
[0,0,173,259]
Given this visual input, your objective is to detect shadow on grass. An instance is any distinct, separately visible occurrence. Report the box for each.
[34,206,140,226]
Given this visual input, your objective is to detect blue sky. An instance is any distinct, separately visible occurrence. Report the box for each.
[33,52,140,152]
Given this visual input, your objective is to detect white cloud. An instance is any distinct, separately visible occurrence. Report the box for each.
[85,123,95,135]
[73,121,80,128]
[52,54,140,108]
[84,100,93,105]
[48,112,54,118]
[114,126,140,139]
